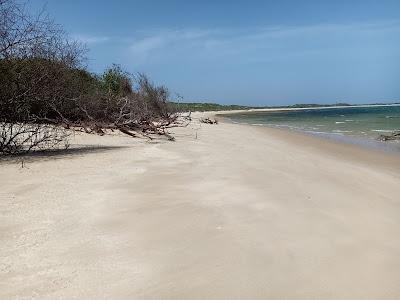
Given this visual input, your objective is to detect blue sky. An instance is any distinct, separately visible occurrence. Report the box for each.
[29,0,400,105]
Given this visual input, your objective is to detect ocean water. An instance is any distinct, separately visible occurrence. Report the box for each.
[224,105,400,152]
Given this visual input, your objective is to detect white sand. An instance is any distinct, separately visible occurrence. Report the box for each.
[1,113,400,299]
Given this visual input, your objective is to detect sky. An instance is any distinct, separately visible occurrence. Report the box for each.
[29,0,400,106]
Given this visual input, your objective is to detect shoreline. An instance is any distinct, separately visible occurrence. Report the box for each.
[245,122,400,173]
[214,108,400,157]
[215,103,400,115]
[211,112,400,174]
[1,112,400,298]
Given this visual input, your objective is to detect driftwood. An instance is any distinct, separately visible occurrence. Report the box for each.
[200,117,218,125]
[73,119,180,141]
[31,111,186,142]
[378,131,400,141]
[182,111,192,121]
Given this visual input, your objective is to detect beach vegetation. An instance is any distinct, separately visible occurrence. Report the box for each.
[0,0,179,155]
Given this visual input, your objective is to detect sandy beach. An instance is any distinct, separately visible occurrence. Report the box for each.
[1,112,400,299]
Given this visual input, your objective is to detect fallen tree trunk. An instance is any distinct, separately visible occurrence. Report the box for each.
[200,117,218,124]
[378,131,400,141]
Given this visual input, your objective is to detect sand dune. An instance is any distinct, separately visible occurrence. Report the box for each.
[1,114,400,299]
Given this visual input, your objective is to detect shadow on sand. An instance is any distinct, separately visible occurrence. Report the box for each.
[0,145,127,164]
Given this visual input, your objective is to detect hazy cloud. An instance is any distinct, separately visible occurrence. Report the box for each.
[124,21,400,65]
[73,34,110,45]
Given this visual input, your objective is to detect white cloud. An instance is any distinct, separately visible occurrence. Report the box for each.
[128,29,217,63]
[129,35,166,60]
[127,21,400,62]
[72,34,110,45]
[76,20,400,66]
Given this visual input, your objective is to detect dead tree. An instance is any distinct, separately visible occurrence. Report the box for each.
[378,131,400,142]
[200,117,218,124]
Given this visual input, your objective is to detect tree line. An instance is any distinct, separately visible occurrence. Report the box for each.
[0,0,178,155]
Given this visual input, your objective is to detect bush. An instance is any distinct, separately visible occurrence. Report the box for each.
[0,1,177,154]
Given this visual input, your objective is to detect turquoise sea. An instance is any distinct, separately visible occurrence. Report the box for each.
[224,105,400,152]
